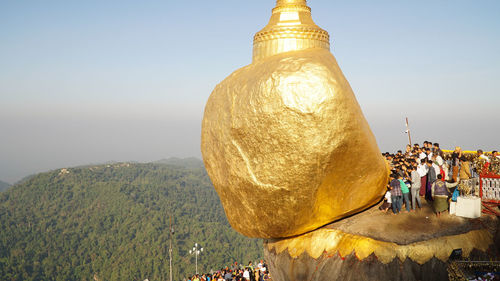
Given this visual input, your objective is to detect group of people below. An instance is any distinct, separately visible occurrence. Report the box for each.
[379,141,500,217]
[185,260,270,281]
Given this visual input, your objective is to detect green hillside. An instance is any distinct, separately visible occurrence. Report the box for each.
[0,180,10,192]
[0,163,262,281]
[154,157,204,170]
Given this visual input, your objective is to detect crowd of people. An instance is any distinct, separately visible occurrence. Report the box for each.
[379,141,500,217]
[184,260,270,281]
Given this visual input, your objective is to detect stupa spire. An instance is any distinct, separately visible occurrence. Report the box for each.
[276,0,307,6]
[252,0,330,62]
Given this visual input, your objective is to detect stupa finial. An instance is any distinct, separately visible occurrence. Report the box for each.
[276,0,307,6]
[252,0,330,62]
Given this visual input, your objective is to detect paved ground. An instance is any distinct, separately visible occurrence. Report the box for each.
[325,198,499,244]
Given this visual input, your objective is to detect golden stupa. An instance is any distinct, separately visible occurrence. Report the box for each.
[201,0,388,239]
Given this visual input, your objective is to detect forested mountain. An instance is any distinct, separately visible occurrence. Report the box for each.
[0,163,262,281]
[154,157,204,169]
[0,180,10,192]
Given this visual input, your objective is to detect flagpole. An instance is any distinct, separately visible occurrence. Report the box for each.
[405,117,412,147]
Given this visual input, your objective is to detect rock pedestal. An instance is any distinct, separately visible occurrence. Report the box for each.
[263,206,499,281]
[264,248,495,281]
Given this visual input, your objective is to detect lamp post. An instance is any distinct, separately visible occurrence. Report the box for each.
[189,243,203,274]
[169,216,174,281]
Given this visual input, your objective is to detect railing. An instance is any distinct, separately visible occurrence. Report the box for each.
[480,175,500,215]
[447,261,500,281]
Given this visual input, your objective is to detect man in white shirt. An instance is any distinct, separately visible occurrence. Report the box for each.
[410,166,422,209]
[478,149,490,162]
[431,155,441,176]
[417,160,428,197]
[426,148,433,161]
[243,269,250,280]
[435,154,444,167]
[417,161,428,178]
[418,148,427,160]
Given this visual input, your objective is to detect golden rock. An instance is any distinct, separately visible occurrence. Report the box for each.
[201,0,388,238]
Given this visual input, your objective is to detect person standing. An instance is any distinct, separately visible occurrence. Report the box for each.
[433,143,442,156]
[432,174,459,217]
[426,159,437,201]
[493,151,500,160]
[418,159,428,197]
[459,156,471,181]
[247,261,254,273]
[478,149,490,162]
[389,174,402,214]
[398,174,411,212]
[404,144,412,157]
[435,150,445,167]
[410,165,422,210]
[418,147,426,160]
[259,263,267,281]
[425,148,433,160]
[243,268,250,281]
[451,147,461,182]
[254,269,260,281]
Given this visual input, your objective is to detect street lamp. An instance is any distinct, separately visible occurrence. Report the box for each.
[189,243,203,274]
[169,216,174,281]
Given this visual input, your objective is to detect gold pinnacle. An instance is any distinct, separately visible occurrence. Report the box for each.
[276,0,307,6]
[253,0,330,62]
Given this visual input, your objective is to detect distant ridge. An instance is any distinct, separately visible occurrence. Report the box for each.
[0,162,262,280]
[0,180,10,192]
[12,159,201,186]
[155,157,204,169]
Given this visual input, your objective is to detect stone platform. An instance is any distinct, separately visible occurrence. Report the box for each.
[264,200,500,281]
[325,199,495,245]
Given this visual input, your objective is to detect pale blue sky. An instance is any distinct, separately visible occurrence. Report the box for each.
[1,0,499,183]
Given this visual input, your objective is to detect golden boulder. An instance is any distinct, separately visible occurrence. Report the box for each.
[201,0,388,239]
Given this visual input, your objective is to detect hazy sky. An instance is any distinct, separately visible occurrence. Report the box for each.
[1,0,499,183]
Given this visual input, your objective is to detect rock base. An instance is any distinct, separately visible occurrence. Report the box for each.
[263,203,499,281]
[264,248,495,281]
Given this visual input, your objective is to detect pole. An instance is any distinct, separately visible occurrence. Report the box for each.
[405,117,412,147]
[169,215,174,281]
[190,243,202,275]
[169,241,172,281]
